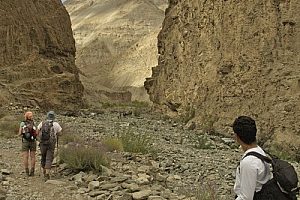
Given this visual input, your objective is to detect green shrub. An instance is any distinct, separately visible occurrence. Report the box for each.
[194,134,213,149]
[181,181,217,200]
[102,137,124,152]
[194,182,217,200]
[59,145,109,172]
[119,130,152,154]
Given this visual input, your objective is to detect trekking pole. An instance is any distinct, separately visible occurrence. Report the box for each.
[54,135,59,174]
[39,143,42,177]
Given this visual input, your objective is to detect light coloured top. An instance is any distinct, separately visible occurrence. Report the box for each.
[37,120,62,136]
[234,146,272,200]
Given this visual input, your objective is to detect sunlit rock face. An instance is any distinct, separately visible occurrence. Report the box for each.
[64,0,168,105]
[145,0,300,150]
[0,0,84,110]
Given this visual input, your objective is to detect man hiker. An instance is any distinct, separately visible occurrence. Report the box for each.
[233,116,272,200]
[18,111,37,176]
[37,111,62,181]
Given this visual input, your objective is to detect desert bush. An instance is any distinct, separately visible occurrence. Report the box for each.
[181,181,217,200]
[119,130,153,154]
[194,134,214,150]
[102,137,124,152]
[194,182,217,200]
[59,145,109,172]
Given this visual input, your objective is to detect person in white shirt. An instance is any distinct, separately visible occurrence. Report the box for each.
[233,116,272,200]
[37,111,62,181]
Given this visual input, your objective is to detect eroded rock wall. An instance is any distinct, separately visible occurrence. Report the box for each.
[0,0,84,110]
[145,0,300,149]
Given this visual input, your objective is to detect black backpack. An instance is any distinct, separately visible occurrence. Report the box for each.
[244,152,299,200]
[40,120,55,144]
[22,120,36,141]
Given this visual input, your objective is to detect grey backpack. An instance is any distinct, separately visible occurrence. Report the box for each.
[40,121,55,144]
[245,152,299,200]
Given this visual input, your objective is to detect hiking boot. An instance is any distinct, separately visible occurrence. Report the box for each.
[29,168,35,176]
[25,168,29,176]
[44,174,50,182]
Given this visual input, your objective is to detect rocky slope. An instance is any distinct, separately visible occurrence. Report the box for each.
[0,106,299,199]
[64,0,168,105]
[0,0,84,111]
[145,0,300,153]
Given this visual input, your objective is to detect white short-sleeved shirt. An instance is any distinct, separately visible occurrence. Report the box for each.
[234,146,272,200]
[37,120,62,136]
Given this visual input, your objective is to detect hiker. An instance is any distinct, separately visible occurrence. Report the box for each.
[37,111,62,181]
[233,116,272,200]
[18,111,37,176]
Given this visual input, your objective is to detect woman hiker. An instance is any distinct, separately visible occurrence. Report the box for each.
[18,111,37,176]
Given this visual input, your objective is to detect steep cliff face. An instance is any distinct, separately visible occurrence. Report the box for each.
[0,0,84,110]
[146,0,300,150]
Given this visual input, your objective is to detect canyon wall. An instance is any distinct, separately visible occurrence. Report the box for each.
[0,0,84,110]
[145,0,300,151]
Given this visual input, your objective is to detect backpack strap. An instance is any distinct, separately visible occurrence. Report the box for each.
[244,151,273,164]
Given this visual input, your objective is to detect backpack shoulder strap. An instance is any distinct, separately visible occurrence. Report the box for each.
[244,151,272,164]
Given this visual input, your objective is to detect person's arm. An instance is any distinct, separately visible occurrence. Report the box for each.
[36,122,42,137]
[54,122,62,136]
[18,127,22,137]
[18,122,24,137]
[236,159,258,200]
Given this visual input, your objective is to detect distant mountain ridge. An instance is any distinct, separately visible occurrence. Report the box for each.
[64,0,168,105]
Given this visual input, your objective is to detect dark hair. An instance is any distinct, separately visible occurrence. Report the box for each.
[232,116,257,144]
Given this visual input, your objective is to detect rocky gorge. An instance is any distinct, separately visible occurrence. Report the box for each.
[0,106,299,200]
[0,0,300,199]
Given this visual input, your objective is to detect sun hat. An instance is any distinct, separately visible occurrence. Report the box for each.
[47,111,55,120]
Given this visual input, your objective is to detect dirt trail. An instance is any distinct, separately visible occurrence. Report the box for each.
[0,138,83,200]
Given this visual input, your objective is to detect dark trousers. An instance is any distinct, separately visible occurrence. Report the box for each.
[40,143,55,169]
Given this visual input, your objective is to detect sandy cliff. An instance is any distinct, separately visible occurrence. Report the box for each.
[0,0,84,110]
[145,0,300,152]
